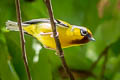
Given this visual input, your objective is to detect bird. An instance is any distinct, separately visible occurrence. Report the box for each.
[6,18,95,50]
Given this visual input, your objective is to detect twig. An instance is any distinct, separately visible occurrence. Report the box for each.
[15,0,32,80]
[99,47,109,80]
[59,67,96,80]
[90,51,105,71]
[44,0,75,80]
[89,46,109,80]
[90,47,109,71]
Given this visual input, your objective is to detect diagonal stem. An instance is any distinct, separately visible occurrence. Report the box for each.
[15,0,32,80]
[44,0,75,80]
[99,47,109,80]
[90,47,109,71]
[90,51,105,71]
[90,46,109,80]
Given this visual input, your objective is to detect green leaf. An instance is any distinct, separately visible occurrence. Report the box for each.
[0,34,19,80]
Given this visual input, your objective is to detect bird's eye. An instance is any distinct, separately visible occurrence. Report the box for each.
[81,29,87,36]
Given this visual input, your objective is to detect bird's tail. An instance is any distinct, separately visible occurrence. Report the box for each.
[6,20,19,31]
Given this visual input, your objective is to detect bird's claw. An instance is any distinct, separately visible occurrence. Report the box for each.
[55,52,64,58]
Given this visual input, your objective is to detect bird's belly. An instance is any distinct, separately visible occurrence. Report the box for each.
[36,35,56,49]
[35,34,72,49]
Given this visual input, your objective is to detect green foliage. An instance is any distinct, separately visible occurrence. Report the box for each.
[0,0,120,80]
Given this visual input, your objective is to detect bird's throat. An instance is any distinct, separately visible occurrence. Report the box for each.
[70,36,89,44]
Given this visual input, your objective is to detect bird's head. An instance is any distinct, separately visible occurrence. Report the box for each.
[69,25,95,44]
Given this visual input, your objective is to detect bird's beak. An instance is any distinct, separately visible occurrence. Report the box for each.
[87,33,96,41]
[88,37,96,41]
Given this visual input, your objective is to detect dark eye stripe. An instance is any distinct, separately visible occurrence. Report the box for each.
[70,36,89,44]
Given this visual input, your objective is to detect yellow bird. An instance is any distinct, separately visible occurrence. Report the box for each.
[6,19,95,49]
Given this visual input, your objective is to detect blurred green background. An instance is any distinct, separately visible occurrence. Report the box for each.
[0,0,120,80]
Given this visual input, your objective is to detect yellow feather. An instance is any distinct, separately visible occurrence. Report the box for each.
[21,20,93,49]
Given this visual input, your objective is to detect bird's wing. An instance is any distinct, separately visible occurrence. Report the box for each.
[23,18,69,28]
[23,18,50,24]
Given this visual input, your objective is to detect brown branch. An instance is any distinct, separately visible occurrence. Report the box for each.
[15,0,32,80]
[44,0,75,80]
[59,67,96,80]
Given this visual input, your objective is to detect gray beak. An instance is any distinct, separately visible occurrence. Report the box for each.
[88,37,96,41]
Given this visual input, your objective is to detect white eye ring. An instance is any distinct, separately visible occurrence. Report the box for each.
[81,29,87,36]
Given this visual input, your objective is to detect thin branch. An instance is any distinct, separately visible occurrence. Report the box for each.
[99,47,109,80]
[44,0,75,80]
[90,51,105,71]
[15,0,32,80]
[90,47,109,71]
[89,46,109,80]
[59,67,96,80]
